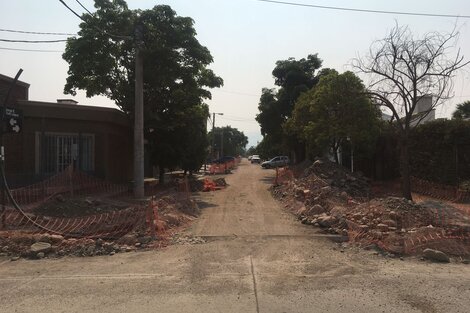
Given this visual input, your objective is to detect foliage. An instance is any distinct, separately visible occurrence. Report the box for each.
[352,23,468,199]
[409,119,470,185]
[286,70,380,162]
[62,1,222,176]
[208,126,248,158]
[453,101,470,120]
[256,54,323,159]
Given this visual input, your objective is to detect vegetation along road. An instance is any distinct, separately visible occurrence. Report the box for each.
[1,160,469,313]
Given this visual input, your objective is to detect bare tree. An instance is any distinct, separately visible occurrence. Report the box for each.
[352,24,469,200]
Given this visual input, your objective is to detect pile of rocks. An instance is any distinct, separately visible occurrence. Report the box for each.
[0,232,157,261]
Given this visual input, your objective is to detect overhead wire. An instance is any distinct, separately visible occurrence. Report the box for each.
[58,0,132,40]
[256,0,470,19]
[0,28,76,36]
[0,47,63,52]
[75,0,92,15]
[0,38,67,43]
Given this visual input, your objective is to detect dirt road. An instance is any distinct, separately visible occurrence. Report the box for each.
[1,160,470,312]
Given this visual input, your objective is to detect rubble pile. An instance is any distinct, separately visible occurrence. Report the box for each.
[0,192,198,260]
[272,158,470,259]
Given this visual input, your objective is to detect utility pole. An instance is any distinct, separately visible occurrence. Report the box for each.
[220,128,224,158]
[133,23,144,199]
[211,112,223,160]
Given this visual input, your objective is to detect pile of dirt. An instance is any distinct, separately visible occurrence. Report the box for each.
[33,196,130,217]
[272,158,470,259]
[272,158,369,215]
[0,192,199,260]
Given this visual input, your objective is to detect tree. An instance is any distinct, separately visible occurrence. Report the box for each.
[62,1,222,183]
[208,126,248,157]
[453,101,470,119]
[256,54,323,160]
[352,24,469,199]
[286,70,380,162]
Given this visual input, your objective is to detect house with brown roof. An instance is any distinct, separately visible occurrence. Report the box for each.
[0,73,132,187]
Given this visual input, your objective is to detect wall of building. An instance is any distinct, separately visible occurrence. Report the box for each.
[4,101,132,187]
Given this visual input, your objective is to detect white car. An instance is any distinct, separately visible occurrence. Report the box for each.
[251,155,261,164]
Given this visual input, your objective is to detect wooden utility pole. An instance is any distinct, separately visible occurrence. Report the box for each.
[133,24,144,199]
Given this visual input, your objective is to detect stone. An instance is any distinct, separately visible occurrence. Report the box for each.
[30,242,52,254]
[37,252,45,259]
[2,246,9,252]
[10,256,20,261]
[377,223,389,232]
[95,238,104,246]
[39,234,64,244]
[423,249,450,263]
[308,204,325,215]
[318,215,337,228]
[138,236,152,244]
[382,219,397,228]
[109,251,115,256]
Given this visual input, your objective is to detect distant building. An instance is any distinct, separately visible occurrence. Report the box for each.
[379,95,436,126]
[0,73,132,187]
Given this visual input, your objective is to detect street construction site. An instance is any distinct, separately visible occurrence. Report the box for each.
[1,156,470,264]
[1,159,470,313]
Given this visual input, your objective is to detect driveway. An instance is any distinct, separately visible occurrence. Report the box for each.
[1,160,469,312]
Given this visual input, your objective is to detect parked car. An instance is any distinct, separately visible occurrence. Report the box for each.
[212,156,235,164]
[261,156,290,169]
[251,155,261,164]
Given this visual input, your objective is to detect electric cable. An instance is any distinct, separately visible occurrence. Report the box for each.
[256,0,470,19]
[0,38,67,43]
[58,0,132,40]
[75,0,92,15]
[0,28,75,36]
[0,47,63,52]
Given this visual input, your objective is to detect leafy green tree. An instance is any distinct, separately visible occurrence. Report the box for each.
[62,1,222,181]
[287,71,380,163]
[453,101,470,120]
[209,126,248,158]
[256,54,323,160]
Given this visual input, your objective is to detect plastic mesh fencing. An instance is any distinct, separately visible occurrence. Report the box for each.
[0,168,197,240]
[346,206,470,256]
[274,167,294,185]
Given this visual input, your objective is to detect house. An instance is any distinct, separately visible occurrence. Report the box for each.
[0,73,132,187]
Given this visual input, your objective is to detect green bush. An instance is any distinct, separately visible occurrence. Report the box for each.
[409,119,470,186]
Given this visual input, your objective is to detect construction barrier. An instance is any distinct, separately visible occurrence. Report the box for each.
[0,168,197,240]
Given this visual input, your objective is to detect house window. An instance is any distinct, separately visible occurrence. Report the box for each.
[36,132,94,174]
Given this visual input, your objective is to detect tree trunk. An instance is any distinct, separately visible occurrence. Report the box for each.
[399,138,413,200]
[159,167,165,185]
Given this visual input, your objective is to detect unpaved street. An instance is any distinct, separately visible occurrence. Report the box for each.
[1,160,470,313]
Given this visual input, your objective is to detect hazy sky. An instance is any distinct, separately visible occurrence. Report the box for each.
[2,0,470,147]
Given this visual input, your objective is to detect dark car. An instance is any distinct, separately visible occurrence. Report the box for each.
[211,156,236,164]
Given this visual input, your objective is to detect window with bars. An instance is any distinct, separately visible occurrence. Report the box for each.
[36,132,94,174]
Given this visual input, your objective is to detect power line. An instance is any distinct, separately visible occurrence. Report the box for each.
[58,0,84,21]
[0,28,75,36]
[0,38,67,43]
[0,47,63,52]
[75,0,92,15]
[58,0,132,40]
[256,0,470,19]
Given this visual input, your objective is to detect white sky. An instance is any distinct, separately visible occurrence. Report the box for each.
[1,0,470,147]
